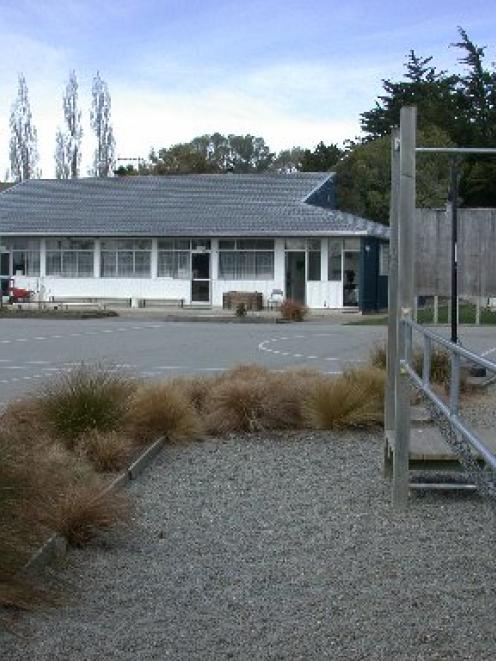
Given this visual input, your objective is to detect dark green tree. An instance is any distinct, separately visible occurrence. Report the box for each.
[300,141,342,171]
[361,51,459,139]
[335,125,453,224]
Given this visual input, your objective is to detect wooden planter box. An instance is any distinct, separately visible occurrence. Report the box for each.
[223,291,263,311]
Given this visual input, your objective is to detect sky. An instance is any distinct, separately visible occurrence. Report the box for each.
[0,0,495,179]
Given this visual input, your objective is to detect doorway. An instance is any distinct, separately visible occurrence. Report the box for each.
[0,253,9,297]
[343,251,359,306]
[191,252,210,303]
[285,251,306,304]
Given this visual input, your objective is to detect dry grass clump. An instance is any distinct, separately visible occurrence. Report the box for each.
[39,365,135,446]
[304,368,385,430]
[36,484,130,547]
[0,420,131,610]
[126,381,202,444]
[369,342,387,370]
[203,364,314,433]
[76,429,134,473]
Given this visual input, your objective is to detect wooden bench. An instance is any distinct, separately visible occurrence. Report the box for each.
[140,298,185,308]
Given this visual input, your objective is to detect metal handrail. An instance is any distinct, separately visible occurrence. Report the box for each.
[400,317,496,472]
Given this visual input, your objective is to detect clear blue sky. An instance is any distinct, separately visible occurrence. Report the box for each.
[0,0,494,177]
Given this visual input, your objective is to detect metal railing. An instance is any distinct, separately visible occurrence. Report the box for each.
[399,318,496,472]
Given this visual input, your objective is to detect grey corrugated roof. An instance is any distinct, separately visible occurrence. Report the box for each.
[0,173,388,239]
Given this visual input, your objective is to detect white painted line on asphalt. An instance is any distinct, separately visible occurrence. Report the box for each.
[481,347,496,357]
[69,333,81,337]
[307,355,317,359]
[293,354,303,358]
[32,374,43,378]
[2,366,27,370]
[102,329,113,333]
[16,338,27,342]
[22,376,32,380]
[51,335,62,339]
[34,336,46,340]
[0,340,11,343]
[26,360,51,364]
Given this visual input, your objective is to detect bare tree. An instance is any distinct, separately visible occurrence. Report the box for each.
[90,71,116,177]
[9,74,41,181]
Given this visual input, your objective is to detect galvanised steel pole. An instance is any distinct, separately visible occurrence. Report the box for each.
[393,106,416,510]
[385,127,400,433]
[449,158,460,344]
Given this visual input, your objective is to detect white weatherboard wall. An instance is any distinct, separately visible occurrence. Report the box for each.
[11,236,348,308]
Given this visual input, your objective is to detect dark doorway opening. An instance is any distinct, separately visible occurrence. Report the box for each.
[285,251,306,304]
[191,252,210,303]
[343,251,359,306]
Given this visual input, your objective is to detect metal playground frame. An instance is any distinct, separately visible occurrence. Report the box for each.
[385,106,496,510]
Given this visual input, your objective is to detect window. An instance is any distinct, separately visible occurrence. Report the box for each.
[307,239,321,281]
[379,243,390,276]
[8,238,40,276]
[100,239,151,277]
[46,238,94,277]
[218,239,274,280]
[158,239,191,279]
[344,237,360,252]
[328,239,342,281]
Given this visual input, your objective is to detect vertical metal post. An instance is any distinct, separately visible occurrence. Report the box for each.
[433,295,439,324]
[393,106,416,510]
[385,127,400,432]
[449,158,459,344]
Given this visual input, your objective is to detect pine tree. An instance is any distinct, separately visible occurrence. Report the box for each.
[9,74,41,181]
[90,71,116,177]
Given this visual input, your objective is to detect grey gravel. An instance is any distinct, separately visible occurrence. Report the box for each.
[2,432,495,660]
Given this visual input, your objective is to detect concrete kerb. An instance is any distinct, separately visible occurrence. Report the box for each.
[21,436,166,576]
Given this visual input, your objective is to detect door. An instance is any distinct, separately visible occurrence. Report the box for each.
[191,252,210,303]
[343,251,359,306]
[0,253,9,296]
[285,251,306,304]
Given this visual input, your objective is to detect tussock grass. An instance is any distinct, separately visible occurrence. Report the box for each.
[369,342,387,370]
[304,368,385,430]
[39,365,135,445]
[126,381,202,444]
[203,364,314,433]
[35,484,130,547]
[76,430,134,473]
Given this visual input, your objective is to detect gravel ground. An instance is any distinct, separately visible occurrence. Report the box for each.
[2,431,495,661]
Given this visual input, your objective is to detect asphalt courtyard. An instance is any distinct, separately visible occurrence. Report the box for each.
[0,316,495,406]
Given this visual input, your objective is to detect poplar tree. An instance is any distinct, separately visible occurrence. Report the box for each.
[9,74,40,181]
[90,71,116,177]
[55,71,83,179]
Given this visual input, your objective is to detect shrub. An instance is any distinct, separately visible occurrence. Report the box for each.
[76,430,134,473]
[126,381,201,444]
[304,370,384,430]
[39,365,135,446]
[235,302,247,318]
[280,299,308,322]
